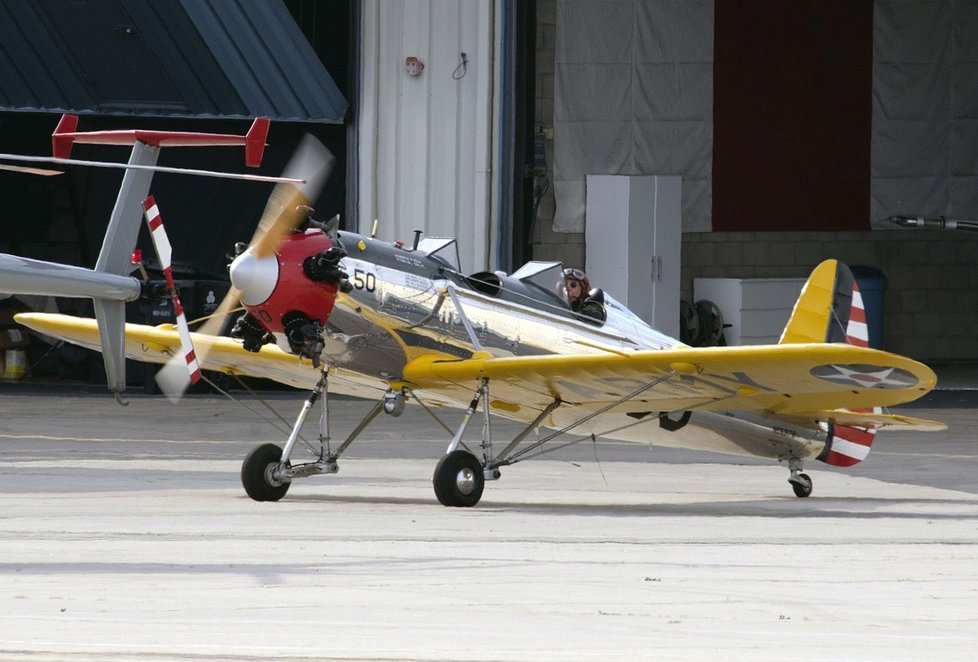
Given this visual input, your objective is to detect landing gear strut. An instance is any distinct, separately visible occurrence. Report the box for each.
[239,367,387,502]
[431,378,562,507]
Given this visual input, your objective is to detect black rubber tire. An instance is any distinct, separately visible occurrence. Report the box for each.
[241,443,291,502]
[432,450,485,507]
[791,473,813,498]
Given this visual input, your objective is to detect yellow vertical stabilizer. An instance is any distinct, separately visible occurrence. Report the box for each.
[779,259,847,344]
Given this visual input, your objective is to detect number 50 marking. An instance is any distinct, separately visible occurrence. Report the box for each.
[352,268,376,292]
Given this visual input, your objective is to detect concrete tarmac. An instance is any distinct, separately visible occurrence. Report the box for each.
[1,383,977,661]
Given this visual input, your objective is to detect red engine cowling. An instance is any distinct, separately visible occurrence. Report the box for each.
[235,230,339,333]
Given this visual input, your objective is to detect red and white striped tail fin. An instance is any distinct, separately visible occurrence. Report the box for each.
[821,276,880,467]
[143,196,202,398]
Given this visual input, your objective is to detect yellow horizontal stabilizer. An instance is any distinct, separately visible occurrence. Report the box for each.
[784,409,946,431]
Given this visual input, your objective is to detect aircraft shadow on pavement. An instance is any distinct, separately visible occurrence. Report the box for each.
[284,493,978,521]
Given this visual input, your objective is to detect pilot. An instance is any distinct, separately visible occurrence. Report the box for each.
[560,268,606,324]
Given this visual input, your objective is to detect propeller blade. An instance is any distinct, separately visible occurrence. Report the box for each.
[248,134,336,258]
[249,185,308,258]
[194,285,243,339]
[143,196,202,401]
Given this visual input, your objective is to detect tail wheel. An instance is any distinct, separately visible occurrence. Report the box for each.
[242,443,291,502]
[790,472,813,498]
[433,450,485,507]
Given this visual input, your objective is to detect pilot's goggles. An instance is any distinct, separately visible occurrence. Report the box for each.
[563,268,586,280]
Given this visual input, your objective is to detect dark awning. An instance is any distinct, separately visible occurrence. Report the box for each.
[0,0,348,123]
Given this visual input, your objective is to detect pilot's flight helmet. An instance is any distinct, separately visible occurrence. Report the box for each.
[561,267,590,305]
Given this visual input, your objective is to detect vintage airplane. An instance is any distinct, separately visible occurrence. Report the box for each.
[2,116,944,506]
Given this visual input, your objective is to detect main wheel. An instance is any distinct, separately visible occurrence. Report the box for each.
[241,443,291,502]
[433,450,485,507]
[790,472,813,498]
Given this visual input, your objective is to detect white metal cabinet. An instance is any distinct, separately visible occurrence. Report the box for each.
[585,175,681,338]
[692,277,806,346]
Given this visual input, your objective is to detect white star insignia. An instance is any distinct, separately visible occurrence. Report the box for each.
[811,364,917,389]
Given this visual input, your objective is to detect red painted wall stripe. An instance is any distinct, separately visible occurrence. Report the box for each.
[713,1,874,231]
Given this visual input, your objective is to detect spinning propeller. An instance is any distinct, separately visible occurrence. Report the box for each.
[152,134,336,401]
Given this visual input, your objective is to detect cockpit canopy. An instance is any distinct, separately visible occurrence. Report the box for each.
[509,261,565,293]
[416,237,460,271]
[458,260,574,317]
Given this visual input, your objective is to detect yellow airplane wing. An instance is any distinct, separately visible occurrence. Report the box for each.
[14,313,387,399]
[402,343,938,421]
[16,313,941,430]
